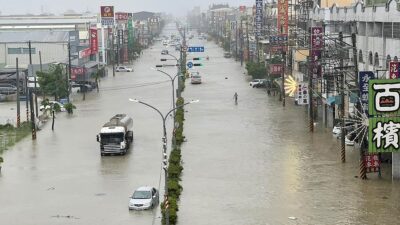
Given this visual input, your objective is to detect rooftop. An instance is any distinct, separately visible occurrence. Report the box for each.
[0,30,69,43]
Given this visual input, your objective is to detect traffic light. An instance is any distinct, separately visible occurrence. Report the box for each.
[160,59,167,61]
[193,57,202,61]
[155,65,163,68]
[193,63,203,67]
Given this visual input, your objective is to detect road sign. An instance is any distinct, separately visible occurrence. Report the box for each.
[187,62,193,68]
[188,46,205,52]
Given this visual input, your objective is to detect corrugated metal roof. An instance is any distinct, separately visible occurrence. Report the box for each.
[0,30,69,43]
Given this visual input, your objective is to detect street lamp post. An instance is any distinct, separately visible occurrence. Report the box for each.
[151,68,182,111]
[128,98,199,225]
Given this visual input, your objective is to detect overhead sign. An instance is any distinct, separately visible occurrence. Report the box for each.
[255,0,263,37]
[187,46,204,52]
[101,6,114,26]
[359,71,375,116]
[187,62,193,68]
[369,117,400,153]
[269,35,288,46]
[389,61,400,79]
[296,83,309,105]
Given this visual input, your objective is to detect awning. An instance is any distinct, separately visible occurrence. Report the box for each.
[327,96,335,105]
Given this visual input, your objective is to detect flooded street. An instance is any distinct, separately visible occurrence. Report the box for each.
[0,23,399,225]
[179,40,400,224]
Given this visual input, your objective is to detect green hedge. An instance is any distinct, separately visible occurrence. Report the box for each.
[161,97,186,225]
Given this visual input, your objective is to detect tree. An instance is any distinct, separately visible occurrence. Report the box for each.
[64,103,76,114]
[37,64,68,101]
[245,62,266,79]
[41,99,61,131]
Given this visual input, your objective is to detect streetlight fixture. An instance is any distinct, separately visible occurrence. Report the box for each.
[150,67,183,111]
[128,98,198,225]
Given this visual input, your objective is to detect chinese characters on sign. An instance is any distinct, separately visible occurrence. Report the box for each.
[389,61,400,79]
[269,64,283,75]
[310,27,323,79]
[71,67,85,80]
[368,79,400,153]
[363,154,381,173]
[369,117,400,153]
[115,12,129,21]
[78,48,91,58]
[369,79,400,115]
[296,83,309,105]
[255,0,263,37]
[359,71,375,116]
[100,6,114,26]
[90,28,98,54]
[277,0,288,34]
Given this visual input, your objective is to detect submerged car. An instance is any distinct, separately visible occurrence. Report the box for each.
[128,186,159,210]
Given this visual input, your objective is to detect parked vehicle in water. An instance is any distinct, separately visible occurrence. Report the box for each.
[116,66,133,72]
[191,73,202,84]
[128,186,159,210]
[96,114,134,156]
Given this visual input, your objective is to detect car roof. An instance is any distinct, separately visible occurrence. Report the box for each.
[135,186,154,192]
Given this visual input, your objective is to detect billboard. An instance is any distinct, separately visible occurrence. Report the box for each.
[359,71,375,116]
[369,117,400,153]
[115,12,129,21]
[310,27,323,78]
[255,0,263,37]
[101,6,114,26]
[389,61,400,79]
[277,0,288,34]
[368,79,400,116]
[296,83,309,105]
[90,28,98,54]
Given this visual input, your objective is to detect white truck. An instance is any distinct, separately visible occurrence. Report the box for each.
[96,114,133,155]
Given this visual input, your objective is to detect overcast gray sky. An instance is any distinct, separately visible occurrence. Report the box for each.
[1,0,255,16]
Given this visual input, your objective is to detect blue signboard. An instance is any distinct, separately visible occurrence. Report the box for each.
[359,71,375,116]
[255,0,263,37]
[187,62,193,68]
[188,46,205,52]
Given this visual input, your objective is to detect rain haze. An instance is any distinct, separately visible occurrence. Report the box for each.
[1,0,255,15]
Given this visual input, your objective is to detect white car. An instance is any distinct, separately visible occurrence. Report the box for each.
[39,101,66,112]
[191,74,202,84]
[332,122,354,136]
[116,66,133,72]
[249,79,262,87]
[129,186,159,210]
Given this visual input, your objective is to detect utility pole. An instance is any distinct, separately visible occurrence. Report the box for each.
[246,19,250,62]
[308,55,314,132]
[351,33,367,179]
[16,58,20,128]
[235,21,238,61]
[28,41,36,139]
[28,41,39,118]
[83,65,86,101]
[339,32,346,163]
[240,19,243,66]
[67,43,72,103]
[111,26,115,77]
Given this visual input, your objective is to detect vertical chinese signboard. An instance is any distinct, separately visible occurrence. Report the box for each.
[359,71,375,116]
[389,62,400,79]
[90,28,98,54]
[277,0,288,34]
[255,0,263,37]
[296,83,309,105]
[101,6,114,26]
[368,79,400,153]
[364,154,381,172]
[310,27,323,79]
